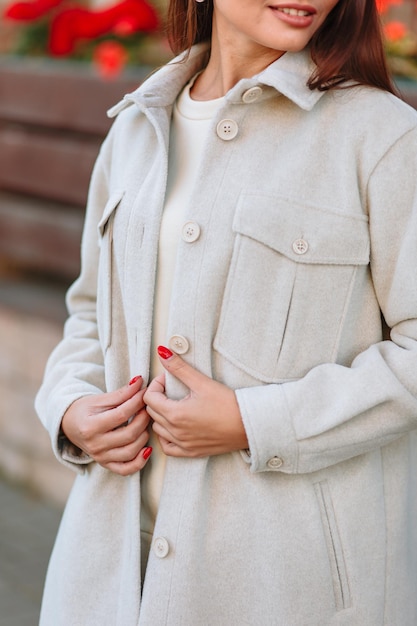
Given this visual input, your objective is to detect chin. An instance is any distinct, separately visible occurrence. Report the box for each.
[262,35,311,54]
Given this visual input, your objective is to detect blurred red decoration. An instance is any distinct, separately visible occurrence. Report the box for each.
[113,17,138,36]
[384,20,408,41]
[376,0,403,14]
[4,0,63,20]
[376,0,417,80]
[48,0,158,55]
[93,40,128,78]
[3,0,160,76]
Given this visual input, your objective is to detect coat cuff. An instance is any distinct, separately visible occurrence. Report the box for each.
[235,384,298,473]
[58,429,92,466]
[43,393,95,473]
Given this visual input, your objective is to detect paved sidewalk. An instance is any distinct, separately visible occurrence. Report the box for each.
[0,478,62,626]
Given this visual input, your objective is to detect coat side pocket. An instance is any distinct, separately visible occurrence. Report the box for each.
[314,480,352,612]
[97,190,125,352]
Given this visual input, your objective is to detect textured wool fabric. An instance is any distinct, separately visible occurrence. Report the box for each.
[141,77,225,547]
[36,45,417,625]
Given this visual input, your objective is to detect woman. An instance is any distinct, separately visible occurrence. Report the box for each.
[36,0,417,623]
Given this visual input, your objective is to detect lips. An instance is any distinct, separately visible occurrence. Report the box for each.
[269,3,317,27]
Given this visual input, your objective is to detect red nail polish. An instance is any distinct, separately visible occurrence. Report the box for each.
[142,446,153,460]
[129,375,142,386]
[157,345,173,360]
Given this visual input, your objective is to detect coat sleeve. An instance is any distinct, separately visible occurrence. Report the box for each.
[35,134,113,472]
[235,125,417,474]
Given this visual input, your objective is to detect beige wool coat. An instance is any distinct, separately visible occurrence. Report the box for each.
[36,45,417,625]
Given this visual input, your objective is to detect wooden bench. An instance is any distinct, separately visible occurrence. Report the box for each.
[0,58,150,282]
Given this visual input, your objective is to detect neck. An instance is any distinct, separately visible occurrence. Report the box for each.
[190,14,285,101]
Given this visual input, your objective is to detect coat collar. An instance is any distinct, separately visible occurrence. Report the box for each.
[108,44,325,118]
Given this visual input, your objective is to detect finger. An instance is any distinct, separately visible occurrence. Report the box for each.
[104,408,151,449]
[97,428,150,464]
[156,346,209,391]
[151,416,201,453]
[144,374,177,419]
[98,375,144,413]
[101,387,147,432]
[103,445,153,477]
[146,401,171,425]
[82,377,145,433]
[157,435,199,458]
[146,373,166,393]
[158,435,183,457]
[80,391,148,452]
[151,416,178,443]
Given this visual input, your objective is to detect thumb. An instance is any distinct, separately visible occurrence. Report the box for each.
[157,345,208,391]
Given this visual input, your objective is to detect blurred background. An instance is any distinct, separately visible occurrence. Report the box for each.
[0,0,169,506]
[0,0,417,622]
[0,0,169,621]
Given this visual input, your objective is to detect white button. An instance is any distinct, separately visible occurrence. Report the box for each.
[182,221,201,243]
[267,456,283,469]
[292,239,309,255]
[242,86,263,103]
[216,119,238,141]
[168,334,190,355]
[153,536,169,558]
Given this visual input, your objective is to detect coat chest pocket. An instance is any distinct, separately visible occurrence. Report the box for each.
[213,193,370,382]
[97,190,125,352]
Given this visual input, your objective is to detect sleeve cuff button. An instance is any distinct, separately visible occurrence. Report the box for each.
[267,456,283,469]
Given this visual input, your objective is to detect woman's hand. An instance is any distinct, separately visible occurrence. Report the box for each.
[61,376,152,475]
[144,347,249,458]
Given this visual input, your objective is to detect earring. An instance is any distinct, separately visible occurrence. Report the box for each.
[196,0,205,3]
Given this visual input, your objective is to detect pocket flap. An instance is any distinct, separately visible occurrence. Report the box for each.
[233,193,370,265]
[97,190,125,238]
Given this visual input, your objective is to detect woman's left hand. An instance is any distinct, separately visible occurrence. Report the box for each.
[143,347,249,457]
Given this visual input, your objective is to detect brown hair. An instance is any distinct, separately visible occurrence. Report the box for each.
[167,0,213,55]
[166,0,397,94]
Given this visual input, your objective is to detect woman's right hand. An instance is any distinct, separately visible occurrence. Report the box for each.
[61,375,152,476]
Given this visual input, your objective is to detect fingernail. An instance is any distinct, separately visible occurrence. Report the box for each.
[129,375,142,386]
[142,446,153,460]
[157,345,173,360]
